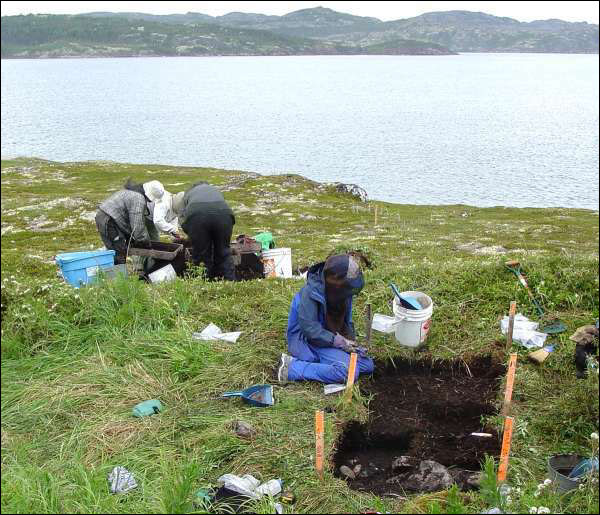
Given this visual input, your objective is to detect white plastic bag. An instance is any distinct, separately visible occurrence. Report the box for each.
[193,323,242,343]
[371,314,398,334]
[108,466,138,494]
[217,474,261,498]
[217,474,282,499]
[500,313,547,349]
[324,384,346,395]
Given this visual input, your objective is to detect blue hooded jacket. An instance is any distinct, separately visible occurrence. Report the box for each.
[286,261,356,348]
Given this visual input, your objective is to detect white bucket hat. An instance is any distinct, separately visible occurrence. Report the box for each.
[143,180,165,202]
[172,191,185,216]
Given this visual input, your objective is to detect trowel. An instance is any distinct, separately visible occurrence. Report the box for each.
[390,283,422,310]
[222,384,274,407]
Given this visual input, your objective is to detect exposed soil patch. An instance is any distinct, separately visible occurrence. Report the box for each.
[333,356,504,495]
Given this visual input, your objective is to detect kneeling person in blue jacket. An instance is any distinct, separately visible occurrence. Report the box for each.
[278,254,375,384]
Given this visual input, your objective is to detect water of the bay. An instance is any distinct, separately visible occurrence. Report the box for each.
[1,54,598,209]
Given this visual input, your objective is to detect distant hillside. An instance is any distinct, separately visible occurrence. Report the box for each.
[3,7,596,58]
[217,7,384,38]
[367,11,599,53]
[0,14,344,57]
[0,14,454,58]
[222,8,599,53]
[83,7,383,37]
[83,6,598,54]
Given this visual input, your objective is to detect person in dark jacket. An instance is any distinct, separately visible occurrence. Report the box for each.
[173,182,236,281]
[277,254,375,384]
[95,189,152,264]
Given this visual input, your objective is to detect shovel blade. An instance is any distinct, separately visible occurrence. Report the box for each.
[540,321,567,334]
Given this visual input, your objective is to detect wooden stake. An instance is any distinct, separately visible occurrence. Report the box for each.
[497,416,515,482]
[315,410,324,479]
[366,304,373,346]
[506,301,517,352]
[345,353,358,403]
[501,353,518,417]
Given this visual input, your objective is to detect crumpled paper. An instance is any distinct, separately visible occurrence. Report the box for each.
[108,466,138,494]
[500,313,547,349]
[193,323,242,343]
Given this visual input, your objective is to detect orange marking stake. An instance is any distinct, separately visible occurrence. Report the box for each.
[502,353,518,417]
[345,352,358,403]
[315,410,325,479]
[497,416,514,482]
[506,301,517,352]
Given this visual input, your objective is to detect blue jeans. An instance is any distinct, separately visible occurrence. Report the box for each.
[287,337,375,384]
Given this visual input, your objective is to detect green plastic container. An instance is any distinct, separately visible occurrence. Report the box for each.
[132,399,163,418]
[254,232,275,251]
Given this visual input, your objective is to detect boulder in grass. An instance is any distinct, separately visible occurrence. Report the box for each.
[331,183,368,202]
[232,420,257,439]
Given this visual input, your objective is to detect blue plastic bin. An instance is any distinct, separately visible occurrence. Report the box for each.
[55,250,116,288]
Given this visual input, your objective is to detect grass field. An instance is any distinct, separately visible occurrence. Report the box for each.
[1,158,598,514]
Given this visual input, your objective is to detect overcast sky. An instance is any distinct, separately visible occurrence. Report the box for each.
[1,1,598,23]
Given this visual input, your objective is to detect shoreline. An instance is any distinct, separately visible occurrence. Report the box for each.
[0,51,458,60]
[1,156,598,213]
[4,50,600,60]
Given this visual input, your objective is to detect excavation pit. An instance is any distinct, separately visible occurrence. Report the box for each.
[333,356,504,494]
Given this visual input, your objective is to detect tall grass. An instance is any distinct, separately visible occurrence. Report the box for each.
[1,158,598,513]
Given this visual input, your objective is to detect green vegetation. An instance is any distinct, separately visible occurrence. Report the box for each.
[0,14,453,58]
[1,158,598,513]
[3,7,596,57]
[362,38,452,55]
[0,14,345,58]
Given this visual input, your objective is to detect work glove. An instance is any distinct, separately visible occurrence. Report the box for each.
[354,346,368,358]
[333,333,363,355]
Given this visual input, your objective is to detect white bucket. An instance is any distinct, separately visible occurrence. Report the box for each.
[262,248,293,278]
[392,290,434,348]
[148,264,176,283]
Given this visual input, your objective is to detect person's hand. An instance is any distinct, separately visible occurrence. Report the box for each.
[333,333,359,354]
[171,231,182,240]
[355,346,368,358]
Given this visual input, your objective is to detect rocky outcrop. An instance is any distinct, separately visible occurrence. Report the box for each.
[329,183,368,202]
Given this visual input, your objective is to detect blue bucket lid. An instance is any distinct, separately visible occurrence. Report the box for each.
[55,249,115,264]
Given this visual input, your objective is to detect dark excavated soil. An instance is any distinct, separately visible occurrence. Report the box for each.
[333,356,504,495]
